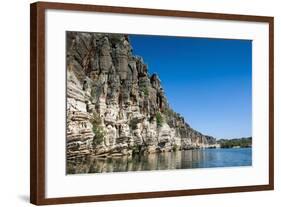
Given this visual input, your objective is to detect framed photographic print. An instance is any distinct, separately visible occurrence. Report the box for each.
[30,1,274,205]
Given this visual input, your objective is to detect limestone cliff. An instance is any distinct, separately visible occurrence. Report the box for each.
[66,32,217,161]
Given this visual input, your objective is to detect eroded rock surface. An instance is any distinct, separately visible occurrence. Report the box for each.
[66,32,218,161]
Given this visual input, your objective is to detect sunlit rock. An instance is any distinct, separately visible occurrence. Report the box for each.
[66,32,218,161]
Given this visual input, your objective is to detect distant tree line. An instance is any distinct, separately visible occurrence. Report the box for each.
[218,137,252,148]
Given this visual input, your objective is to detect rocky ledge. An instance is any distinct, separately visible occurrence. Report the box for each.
[66,32,218,162]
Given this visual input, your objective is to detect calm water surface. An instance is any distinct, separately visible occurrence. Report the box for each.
[67,148,252,174]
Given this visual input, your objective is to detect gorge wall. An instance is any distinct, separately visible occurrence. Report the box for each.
[66,32,218,161]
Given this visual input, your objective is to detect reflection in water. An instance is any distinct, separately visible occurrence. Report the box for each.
[67,148,252,174]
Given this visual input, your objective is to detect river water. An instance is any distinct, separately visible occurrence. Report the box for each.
[67,148,252,174]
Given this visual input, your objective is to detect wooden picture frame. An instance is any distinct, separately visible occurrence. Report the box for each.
[30,1,274,205]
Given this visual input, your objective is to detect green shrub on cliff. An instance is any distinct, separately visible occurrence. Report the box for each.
[92,125,105,146]
[130,118,139,130]
[172,144,178,151]
[156,112,164,127]
[90,113,105,146]
[140,86,149,96]
[90,112,102,125]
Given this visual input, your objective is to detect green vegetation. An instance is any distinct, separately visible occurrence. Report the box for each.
[130,118,139,130]
[140,86,149,96]
[218,137,252,148]
[90,113,105,146]
[156,112,164,127]
[131,145,142,154]
[172,144,178,151]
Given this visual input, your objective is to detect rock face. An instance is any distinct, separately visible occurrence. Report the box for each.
[66,32,217,161]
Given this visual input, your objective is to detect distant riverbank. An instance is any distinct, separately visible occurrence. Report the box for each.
[217,137,252,148]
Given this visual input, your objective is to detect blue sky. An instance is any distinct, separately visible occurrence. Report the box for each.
[130,35,252,139]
